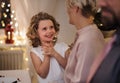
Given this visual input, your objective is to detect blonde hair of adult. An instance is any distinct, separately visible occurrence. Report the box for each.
[66,0,97,18]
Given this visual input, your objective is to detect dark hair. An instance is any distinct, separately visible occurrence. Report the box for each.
[81,0,105,30]
[81,0,96,18]
[26,12,60,47]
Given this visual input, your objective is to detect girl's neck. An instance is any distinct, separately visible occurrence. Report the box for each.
[41,41,55,46]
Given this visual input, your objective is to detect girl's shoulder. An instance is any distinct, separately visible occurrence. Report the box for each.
[31,46,41,51]
[31,46,42,56]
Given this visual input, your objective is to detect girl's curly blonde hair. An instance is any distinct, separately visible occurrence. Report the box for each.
[26,12,60,47]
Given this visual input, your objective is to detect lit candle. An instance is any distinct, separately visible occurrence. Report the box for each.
[8,31,10,39]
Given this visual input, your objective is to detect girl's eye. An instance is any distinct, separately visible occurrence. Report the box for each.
[42,27,47,31]
[50,26,54,29]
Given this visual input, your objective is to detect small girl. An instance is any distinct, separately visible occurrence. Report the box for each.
[26,12,69,83]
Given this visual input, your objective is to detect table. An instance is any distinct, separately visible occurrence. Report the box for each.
[0,70,31,83]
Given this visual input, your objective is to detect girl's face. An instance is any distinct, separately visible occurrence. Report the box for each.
[37,20,56,44]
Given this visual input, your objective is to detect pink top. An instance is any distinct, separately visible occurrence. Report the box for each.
[64,24,105,83]
[87,35,116,83]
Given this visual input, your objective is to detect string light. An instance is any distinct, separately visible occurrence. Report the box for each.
[15,22,18,27]
[14,17,17,21]
[1,2,5,8]
[3,13,7,18]
[11,14,14,18]
[10,21,13,25]
[6,9,9,12]
[12,10,15,14]
[1,20,5,27]
[7,4,11,7]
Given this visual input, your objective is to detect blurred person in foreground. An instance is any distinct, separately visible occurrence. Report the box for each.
[87,0,120,83]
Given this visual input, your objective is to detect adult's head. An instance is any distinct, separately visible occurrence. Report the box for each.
[26,12,60,47]
[66,0,96,27]
[97,0,120,31]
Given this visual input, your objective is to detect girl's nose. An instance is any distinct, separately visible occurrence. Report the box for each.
[47,28,52,32]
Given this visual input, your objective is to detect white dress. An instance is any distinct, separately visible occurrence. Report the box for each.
[31,42,69,83]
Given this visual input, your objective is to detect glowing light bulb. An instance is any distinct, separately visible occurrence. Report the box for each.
[7,4,10,7]
[6,9,9,12]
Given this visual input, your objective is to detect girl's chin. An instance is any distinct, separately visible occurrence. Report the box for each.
[46,40,53,42]
[47,38,53,41]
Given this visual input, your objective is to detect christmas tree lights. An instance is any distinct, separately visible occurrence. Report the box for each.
[0,0,11,29]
